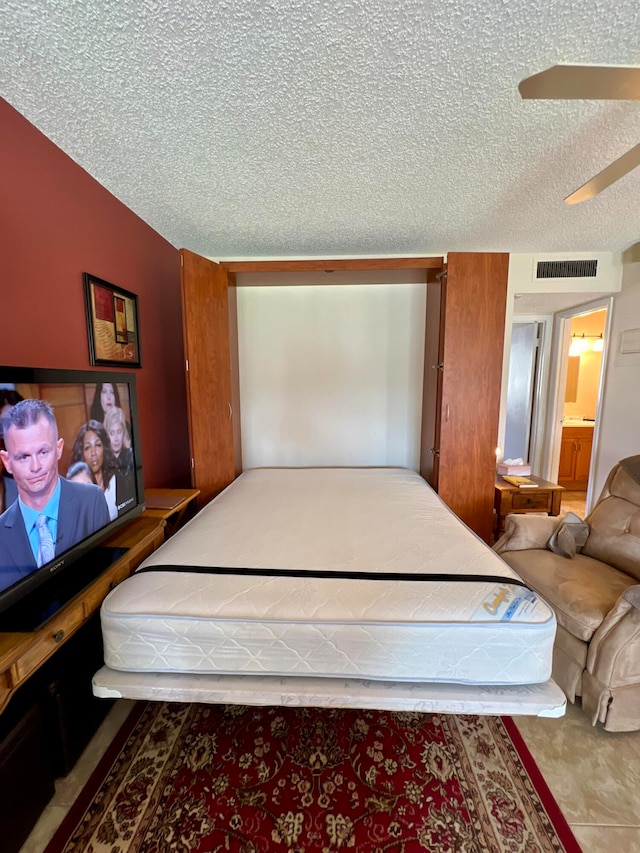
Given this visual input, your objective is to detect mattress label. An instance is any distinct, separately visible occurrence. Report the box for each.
[472,583,541,622]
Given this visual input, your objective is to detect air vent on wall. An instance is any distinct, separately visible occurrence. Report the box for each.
[536,259,598,279]
[620,328,640,354]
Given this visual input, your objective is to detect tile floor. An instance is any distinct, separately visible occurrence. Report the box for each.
[18,700,136,853]
[17,694,640,853]
[516,702,640,851]
[561,490,588,518]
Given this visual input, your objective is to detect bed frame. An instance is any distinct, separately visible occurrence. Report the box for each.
[93,468,566,718]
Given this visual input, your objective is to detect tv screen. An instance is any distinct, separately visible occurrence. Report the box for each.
[0,366,145,629]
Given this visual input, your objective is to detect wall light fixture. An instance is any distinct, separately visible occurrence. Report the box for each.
[569,333,604,356]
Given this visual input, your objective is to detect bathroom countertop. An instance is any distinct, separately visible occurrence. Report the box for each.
[563,418,595,428]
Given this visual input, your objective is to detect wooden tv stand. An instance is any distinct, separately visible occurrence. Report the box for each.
[0,514,166,717]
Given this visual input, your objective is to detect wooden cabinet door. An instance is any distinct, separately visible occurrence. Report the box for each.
[558,427,593,488]
[558,435,576,483]
[574,434,593,487]
[180,249,237,506]
[435,253,509,543]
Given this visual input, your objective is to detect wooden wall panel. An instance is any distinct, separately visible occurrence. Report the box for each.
[437,253,509,542]
[180,249,236,505]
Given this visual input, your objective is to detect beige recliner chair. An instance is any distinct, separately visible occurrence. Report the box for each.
[494,455,640,732]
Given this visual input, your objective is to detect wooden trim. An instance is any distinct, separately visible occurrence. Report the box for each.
[419,272,447,487]
[221,257,444,273]
[227,276,243,477]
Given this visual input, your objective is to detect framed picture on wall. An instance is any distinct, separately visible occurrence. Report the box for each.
[83,273,141,367]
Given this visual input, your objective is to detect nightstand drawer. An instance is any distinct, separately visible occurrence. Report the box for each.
[12,603,85,683]
[511,491,551,511]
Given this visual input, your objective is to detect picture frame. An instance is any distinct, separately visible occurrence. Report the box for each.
[83,273,141,367]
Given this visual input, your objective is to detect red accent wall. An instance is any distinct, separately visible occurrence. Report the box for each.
[0,98,190,488]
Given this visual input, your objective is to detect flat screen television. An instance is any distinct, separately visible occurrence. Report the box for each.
[0,366,145,631]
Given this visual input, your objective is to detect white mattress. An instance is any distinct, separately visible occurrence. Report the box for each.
[101,468,556,686]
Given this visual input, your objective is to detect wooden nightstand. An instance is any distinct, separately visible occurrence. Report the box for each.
[143,488,200,538]
[494,476,564,539]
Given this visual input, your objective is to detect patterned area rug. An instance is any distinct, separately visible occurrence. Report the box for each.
[46,702,581,852]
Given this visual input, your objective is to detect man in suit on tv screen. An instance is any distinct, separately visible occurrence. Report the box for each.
[0,399,110,594]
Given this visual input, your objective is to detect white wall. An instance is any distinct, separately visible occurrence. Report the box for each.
[498,252,622,460]
[591,262,640,499]
[237,284,426,470]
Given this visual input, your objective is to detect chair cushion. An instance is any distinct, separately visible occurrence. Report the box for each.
[583,465,640,582]
[583,495,640,582]
[500,549,635,642]
[547,512,589,558]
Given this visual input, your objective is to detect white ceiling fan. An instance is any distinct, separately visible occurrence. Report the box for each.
[519,65,640,204]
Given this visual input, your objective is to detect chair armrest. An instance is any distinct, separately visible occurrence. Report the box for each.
[587,584,640,693]
[493,514,561,554]
[622,586,640,609]
[589,584,640,666]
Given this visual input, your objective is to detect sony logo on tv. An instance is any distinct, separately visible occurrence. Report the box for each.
[49,559,66,573]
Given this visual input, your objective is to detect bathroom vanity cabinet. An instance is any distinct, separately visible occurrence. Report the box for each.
[558,425,594,489]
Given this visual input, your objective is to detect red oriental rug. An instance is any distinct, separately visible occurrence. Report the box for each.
[45,702,581,852]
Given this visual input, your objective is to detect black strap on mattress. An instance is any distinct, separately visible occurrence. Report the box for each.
[136,564,529,588]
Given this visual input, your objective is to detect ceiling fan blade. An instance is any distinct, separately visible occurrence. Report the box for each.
[623,241,640,264]
[519,65,640,100]
[565,142,640,204]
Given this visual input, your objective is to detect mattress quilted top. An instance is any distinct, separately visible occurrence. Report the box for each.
[106,467,553,626]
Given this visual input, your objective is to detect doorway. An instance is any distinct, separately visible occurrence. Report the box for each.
[543,298,612,513]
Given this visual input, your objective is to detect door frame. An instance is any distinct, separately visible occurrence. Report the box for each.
[541,296,613,510]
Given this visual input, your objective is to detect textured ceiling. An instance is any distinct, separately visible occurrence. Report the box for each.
[2,0,639,260]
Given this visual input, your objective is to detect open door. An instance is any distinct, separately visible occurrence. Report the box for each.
[543,298,612,510]
[180,249,238,506]
[503,322,542,463]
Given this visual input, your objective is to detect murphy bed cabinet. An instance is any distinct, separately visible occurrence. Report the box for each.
[180,251,508,543]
